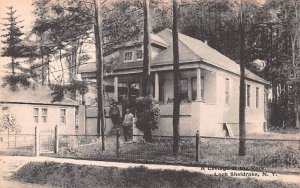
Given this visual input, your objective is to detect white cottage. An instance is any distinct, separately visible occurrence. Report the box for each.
[0,86,79,135]
[79,29,269,137]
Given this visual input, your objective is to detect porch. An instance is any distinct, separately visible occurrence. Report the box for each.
[102,68,224,136]
[104,67,218,105]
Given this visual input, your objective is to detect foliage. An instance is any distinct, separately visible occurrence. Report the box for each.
[0,113,20,133]
[1,6,24,59]
[13,162,298,188]
[2,74,31,91]
[134,97,160,142]
[50,80,88,102]
[257,147,300,168]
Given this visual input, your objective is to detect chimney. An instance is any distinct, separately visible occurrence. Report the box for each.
[204,40,208,45]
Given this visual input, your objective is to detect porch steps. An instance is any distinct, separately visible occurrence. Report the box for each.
[224,123,234,137]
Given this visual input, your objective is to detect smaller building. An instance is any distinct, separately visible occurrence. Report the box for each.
[0,86,79,135]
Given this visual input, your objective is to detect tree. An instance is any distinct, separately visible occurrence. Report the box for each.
[1,6,24,75]
[94,0,105,150]
[172,0,180,155]
[142,0,151,97]
[0,113,20,148]
[290,1,300,128]
[239,0,246,156]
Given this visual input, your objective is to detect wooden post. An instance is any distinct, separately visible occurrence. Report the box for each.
[35,126,39,157]
[114,76,118,102]
[196,130,200,162]
[154,72,159,101]
[54,125,59,154]
[116,129,120,159]
[196,68,202,101]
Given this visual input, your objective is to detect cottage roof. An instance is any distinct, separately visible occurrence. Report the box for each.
[79,28,268,84]
[0,86,79,106]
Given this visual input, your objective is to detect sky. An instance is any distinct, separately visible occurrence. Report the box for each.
[0,0,267,77]
[0,0,34,77]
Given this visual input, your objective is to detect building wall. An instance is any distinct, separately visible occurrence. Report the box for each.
[0,103,76,135]
[85,117,117,135]
[153,66,266,137]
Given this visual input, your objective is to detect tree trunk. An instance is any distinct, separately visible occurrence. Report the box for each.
[143,125,152,142]
[59,49,65,85]
[239,1,246,156]
[295,89,300,129]
[142,0,151,97]
[11,57,15,75]
[172,0,180,156]
[94,0,105,150]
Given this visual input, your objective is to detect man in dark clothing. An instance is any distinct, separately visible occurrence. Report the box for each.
[109,103,120,127]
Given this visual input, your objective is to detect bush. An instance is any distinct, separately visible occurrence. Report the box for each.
[257,147,300,168]
[134,97,160,142]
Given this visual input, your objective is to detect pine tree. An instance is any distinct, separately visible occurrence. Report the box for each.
[1,6,24,75]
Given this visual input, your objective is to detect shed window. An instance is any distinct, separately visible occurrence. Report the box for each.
[33,108,39,123]
[124,51,133,62]
[42,108,48,123]
[60,109,66,124]
[136,49,143,60]
[2,106,9,114]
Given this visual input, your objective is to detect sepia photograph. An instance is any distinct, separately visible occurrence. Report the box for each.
[0,0,300,187]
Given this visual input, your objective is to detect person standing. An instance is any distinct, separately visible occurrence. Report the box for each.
[109,102,120,127]
[122,108,134,142]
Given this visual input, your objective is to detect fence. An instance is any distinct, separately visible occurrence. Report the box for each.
[0,133,36,156]
[1,127,300,169]
[57,130,300,169]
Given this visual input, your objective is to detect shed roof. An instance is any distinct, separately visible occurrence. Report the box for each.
[0,86,79,106]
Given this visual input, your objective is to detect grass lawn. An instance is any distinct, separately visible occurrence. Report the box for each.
[13,162,299,188]
[57,135,300,174]
[0,146,35,156]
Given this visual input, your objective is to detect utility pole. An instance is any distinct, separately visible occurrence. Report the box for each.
[172,0,180,155]
[94,0,105,150]
[239,0,246,156]
[142,0,151,97]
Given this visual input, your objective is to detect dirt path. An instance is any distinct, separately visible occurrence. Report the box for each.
[1,155,300,186]
[0,157,51,188]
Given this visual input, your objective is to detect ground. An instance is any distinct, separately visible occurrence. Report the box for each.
[0,157,50,188]
[1,155,300,188]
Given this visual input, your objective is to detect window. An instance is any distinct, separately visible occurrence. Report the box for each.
[124,51,133,62]
[246,84,251,107]
[191,77,204,101]
[41,108,48,123]
[256,87,259,108]
[180,78,189,101]
[2,106,9,114]
[60,109,66,124]
[33,108,39,123]
[201,77,204,100]
[136,49,143,60]
[225,78,230,105]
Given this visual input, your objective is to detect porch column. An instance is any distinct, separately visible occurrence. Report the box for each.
[154,72,159,101]
[196,68,202,101]
[139,78,143,97]
[114,76,118,102]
